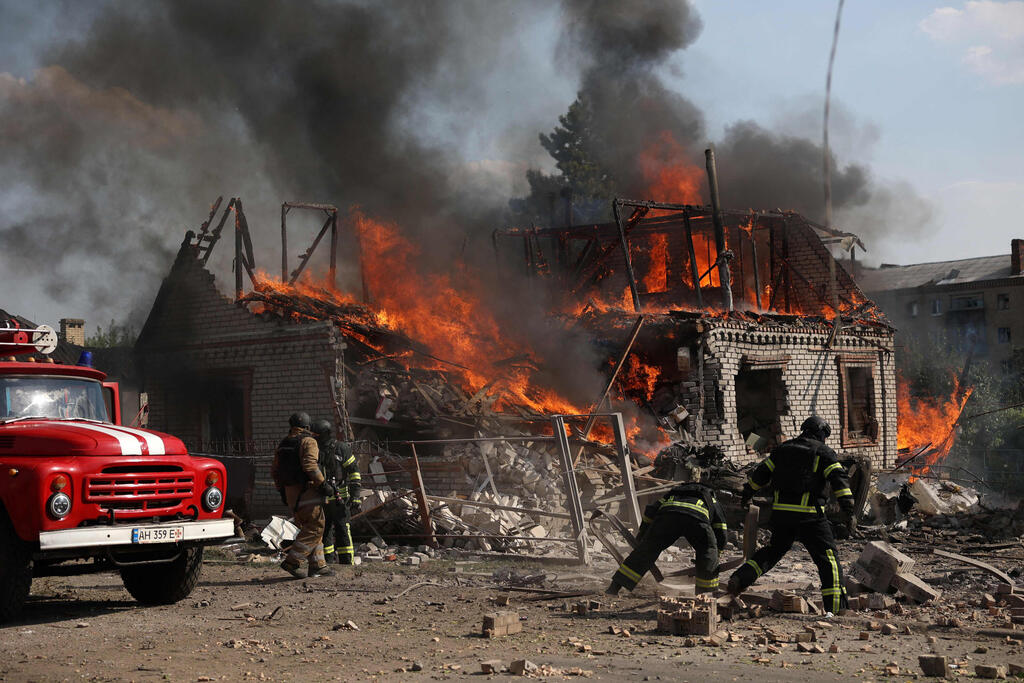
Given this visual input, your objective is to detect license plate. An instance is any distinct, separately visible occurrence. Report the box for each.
[131,526,184,544]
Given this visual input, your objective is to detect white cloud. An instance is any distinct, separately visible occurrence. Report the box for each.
[920,1,1024,84]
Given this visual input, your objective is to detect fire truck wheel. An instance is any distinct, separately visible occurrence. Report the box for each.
[0,513,33,622]
[120,546,203,605]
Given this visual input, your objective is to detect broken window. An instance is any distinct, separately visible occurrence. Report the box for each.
[931,299,943,316]
[999,327,1011,344]
[735,365,788,453]
[951,295,984,311]
[907,301,919,318]
[838,360,878,445]
[200,375,250,448]
[998,293,1010,310]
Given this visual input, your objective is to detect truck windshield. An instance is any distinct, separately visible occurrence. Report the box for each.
[0,376,109,421]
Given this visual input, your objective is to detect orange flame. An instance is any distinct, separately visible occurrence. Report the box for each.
[642,233,668,293]
[897,374,973,481]
[638,131,704,204]
[618,354,662,402]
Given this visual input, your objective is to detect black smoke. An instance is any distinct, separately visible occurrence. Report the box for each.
[0,0,929,334]
[545,0,929,238]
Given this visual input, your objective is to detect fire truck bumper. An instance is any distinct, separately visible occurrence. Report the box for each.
[38,518,235,551]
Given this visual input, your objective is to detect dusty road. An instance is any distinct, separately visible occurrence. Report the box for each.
[0,544,1021,681]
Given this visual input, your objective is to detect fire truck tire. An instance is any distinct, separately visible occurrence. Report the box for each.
[0,513,33,622]
[120,546,203,605]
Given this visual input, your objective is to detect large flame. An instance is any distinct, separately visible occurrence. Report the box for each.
[251,209,673,455]
[638,131,704,205]
[897,374,973,480]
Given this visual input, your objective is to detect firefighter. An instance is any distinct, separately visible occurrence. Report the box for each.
[606,480,728,596]
[311,419,362,565]
[271,412,335,579]
[727,415,855,614]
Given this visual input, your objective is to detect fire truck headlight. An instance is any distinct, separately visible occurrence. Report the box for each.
[202,486,223,512]
[48,492,72,519]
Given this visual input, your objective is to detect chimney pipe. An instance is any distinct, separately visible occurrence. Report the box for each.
[1012,238,1024,276]
[59,318,85,346]
[704,147,733,311]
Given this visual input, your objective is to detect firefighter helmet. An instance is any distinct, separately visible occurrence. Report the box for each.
[800,415,831,441]
[288,411,311,429]
[311,418,333,437]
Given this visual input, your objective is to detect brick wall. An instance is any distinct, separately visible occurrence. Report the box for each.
[677,317,896,469]
[137,242,342,517]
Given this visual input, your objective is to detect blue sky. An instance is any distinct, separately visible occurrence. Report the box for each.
[680,0,1024,265]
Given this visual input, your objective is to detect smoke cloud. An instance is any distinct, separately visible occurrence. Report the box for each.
[0,0,930,336]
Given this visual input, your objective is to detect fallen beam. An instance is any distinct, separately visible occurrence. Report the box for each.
[933,549,1014,584]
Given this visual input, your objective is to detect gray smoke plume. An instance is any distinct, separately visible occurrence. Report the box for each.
[0,0,929,339]
[551,0,930,237]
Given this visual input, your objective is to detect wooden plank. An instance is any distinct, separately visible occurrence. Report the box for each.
[409,445,436,547]
[743,504,759,560]
[424,495,571,520]
[666,557,744,578]
[933,549,1013,584]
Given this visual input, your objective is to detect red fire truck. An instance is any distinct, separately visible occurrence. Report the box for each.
[0,321,234,621]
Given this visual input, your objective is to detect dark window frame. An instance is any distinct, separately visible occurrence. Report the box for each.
[836,354,879,447]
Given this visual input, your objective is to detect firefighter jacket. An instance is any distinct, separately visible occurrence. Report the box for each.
[640,482,728,549]
[745,435,854,515]
[316,437,362,502]
[272,428,324,488]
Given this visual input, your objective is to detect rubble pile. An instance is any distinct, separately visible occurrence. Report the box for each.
[353,437,638,555]
[866,475,1024,542]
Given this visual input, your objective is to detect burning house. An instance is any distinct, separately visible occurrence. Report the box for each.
[134,193,896,529]
[495,198,896,469]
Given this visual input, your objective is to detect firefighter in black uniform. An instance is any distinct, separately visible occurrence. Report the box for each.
[727,415,855,614]
[311,419,362,565]
[606,481,728,595]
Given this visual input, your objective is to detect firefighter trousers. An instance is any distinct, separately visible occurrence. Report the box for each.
[322,500,354,565]
[612,513,719,593]
[282,485,326,571]
[730,513,847,613]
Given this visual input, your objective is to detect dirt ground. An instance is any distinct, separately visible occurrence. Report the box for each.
[1,540,1022,682]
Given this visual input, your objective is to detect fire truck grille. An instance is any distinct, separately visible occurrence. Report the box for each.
[85,469,195,510]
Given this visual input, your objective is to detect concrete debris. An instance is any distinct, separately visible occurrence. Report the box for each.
[480,660,503,674]
[259,516,298,550]
[975,663,1008,679]
[509,659,537,676]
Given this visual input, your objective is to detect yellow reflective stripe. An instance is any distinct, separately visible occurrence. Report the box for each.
[642,514,653,524]
[744,559,763,577]
[713,523,727,530]
[834,488,853,498]
[825,549,841,612]
[341,455,356,467]
[660,501,711,519]
[748,477,764,491]
[323,545,335,554]
[695,577,719,587]
[823,462,842,477]
[616,563,642,583]
[800,492,810,508]
[772,502,818,513]
[336,545,353,553]
[764,458,775,472]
